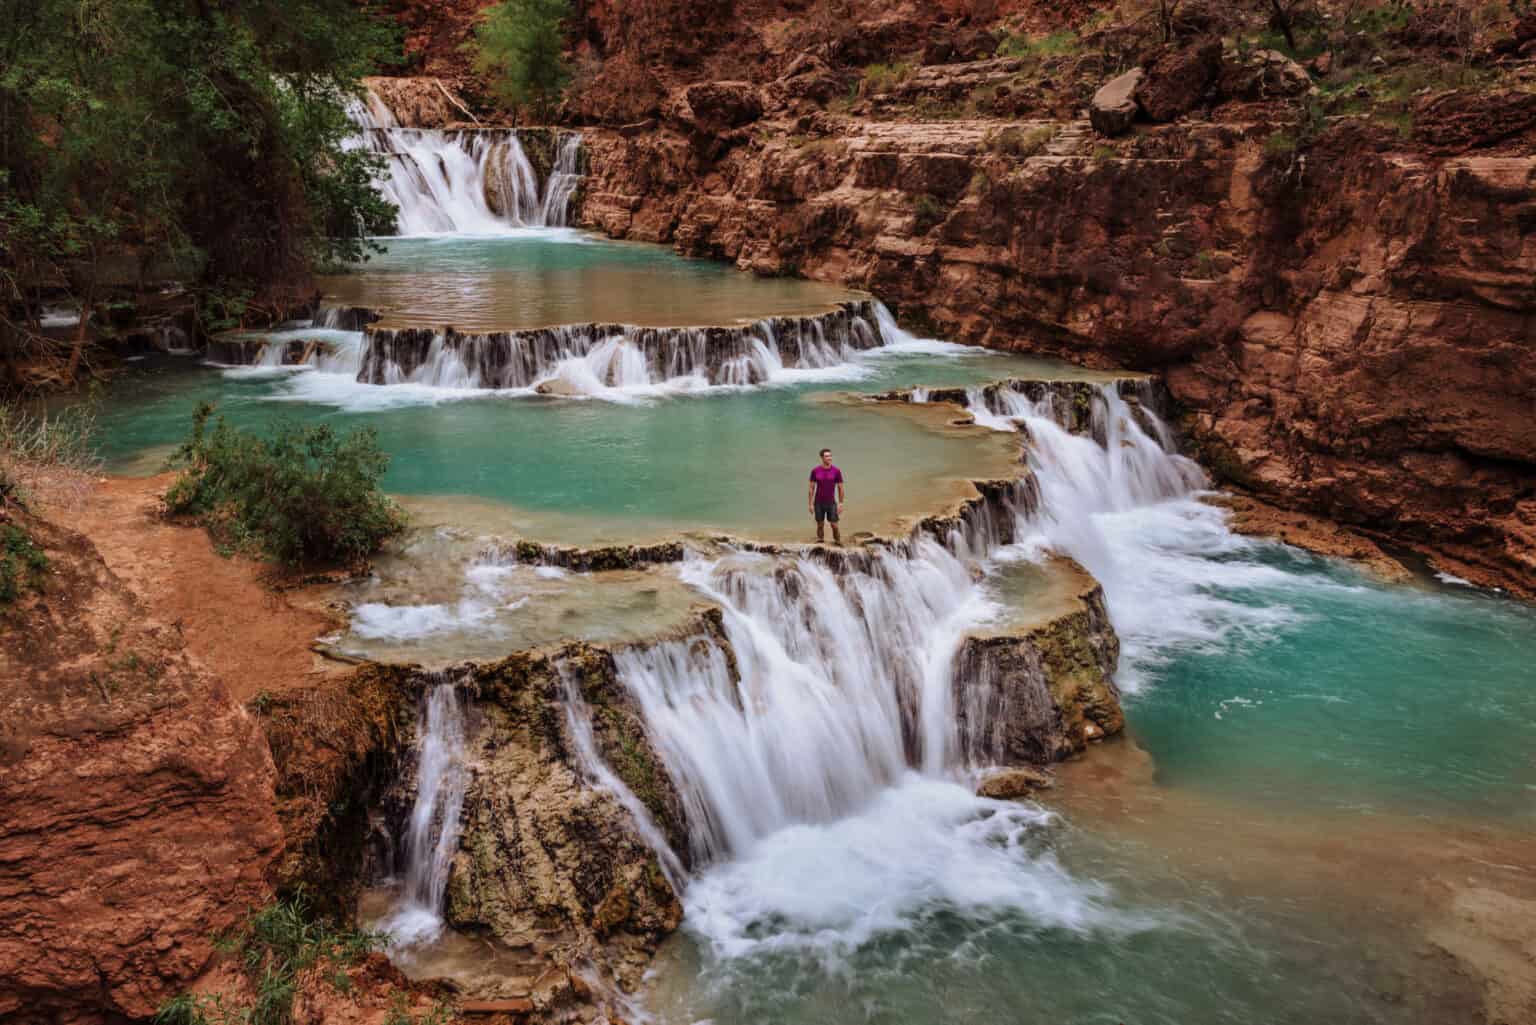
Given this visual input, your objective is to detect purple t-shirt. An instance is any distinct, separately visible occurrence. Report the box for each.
[810,464,843,504]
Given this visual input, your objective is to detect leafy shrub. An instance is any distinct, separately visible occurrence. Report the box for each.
[859,61,914,96]
[912,194,947,232]
[165,403,406,567]
[470,0,572,119]
[0,523,48,602]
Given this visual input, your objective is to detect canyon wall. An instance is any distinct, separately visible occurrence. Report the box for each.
[439,0,1533,596]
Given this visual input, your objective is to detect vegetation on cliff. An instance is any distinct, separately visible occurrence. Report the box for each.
[0,0,400,392]
[165,403,406,568]
[469,0,571,119]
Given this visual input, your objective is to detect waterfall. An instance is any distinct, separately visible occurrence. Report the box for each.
[347,89,582,235]
[378,681,469,947]
[556,665,689,889]
[356,301,888,393]
[605,384,1202,873]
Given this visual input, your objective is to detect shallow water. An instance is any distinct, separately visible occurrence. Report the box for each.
[319,232,863,330]
[81,232,1536,1023]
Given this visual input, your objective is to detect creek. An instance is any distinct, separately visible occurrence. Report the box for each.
[88,101,1536,1024]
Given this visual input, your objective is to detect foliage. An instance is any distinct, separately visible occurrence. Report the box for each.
[995,29,1078,59]
[0,522,48,602]
[470,0,572,119]
[912,195,947,233]
[165,403,406,567]
[154,890,387,1025]
[859,61,914,96]
[0,394,100,506]
[1,0,399,390]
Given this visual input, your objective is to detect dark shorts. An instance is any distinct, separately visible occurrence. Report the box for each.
[814,500,839,524]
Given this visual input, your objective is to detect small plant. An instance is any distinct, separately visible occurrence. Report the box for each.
[0,523,48,602]
[912,194,947,232]
[165,403,407,568]
[156,891,387,1025]
[986,124,1056,158]
[996,29,1078,59]
[1091,145,1118,162]
[859,61,913,97]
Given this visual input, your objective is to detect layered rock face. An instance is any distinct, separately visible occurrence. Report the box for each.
[575,105,1536,595]
[0,514,283,1024]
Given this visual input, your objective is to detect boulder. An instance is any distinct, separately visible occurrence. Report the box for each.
[682,80,763,132]
[1219,48,1315,102]
[1135,36,1223,123]
[772,53,846,106]
[976,766,1055,800]
[1090,68,1143,137]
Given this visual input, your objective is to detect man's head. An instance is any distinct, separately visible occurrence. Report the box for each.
[819,448,833,466]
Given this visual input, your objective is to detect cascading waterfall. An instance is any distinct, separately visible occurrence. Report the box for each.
[356,300,889,394]
[599,384,1202,901]
[377,680,469,948]
[346,89,581,235]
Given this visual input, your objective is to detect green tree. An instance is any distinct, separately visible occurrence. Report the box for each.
[470,0,572,120]
[0,0,400,391]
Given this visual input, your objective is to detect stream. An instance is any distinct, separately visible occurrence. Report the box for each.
[88,99,1536,1024]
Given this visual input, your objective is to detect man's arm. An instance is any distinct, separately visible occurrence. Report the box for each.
[837,473,845,507]
[808,479,816,511]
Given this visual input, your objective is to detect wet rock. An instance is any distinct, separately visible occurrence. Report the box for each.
[1136,36,1223,122]
[952,563,1125,766]
[1219,48,1315,101]
[1090,68,1143,137]
[976,766,1054,799]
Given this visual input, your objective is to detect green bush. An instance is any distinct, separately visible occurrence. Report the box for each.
[470,0,572,119]
[0,523,48,602]
[165,403,406,567]
[859,61,913,97]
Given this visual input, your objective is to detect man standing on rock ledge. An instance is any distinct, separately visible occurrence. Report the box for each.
[808,447,845,544]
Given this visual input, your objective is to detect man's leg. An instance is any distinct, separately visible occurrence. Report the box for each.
[830,504,841,544]
[815,503,825,542]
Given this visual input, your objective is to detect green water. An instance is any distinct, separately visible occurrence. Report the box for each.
[1126,546,1536,824]
[645,534,1536,1025]
[319,232,861,329]
[91,346,1105,542]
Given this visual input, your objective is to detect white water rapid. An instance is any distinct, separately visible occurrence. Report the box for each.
[592,382,1230,962]
[347,90,581,235]
[377,681,469,948]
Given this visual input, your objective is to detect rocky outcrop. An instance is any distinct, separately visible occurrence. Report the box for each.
[574,111,1536,597]
[0,513,283,1025]
[1090,68,1142,137]
[1135,36,1223,123]
[427,642,688,1007]
[953,562,1125,766]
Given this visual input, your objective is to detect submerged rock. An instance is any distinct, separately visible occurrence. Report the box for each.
[976,766,1055,799]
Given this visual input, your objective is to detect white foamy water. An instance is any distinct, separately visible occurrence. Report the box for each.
[375,682,469,948]
[216,302,911,410]
[346,89,581,236]
[682,775,1139,962]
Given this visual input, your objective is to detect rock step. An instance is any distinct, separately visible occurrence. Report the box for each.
[461,998,534,1018]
